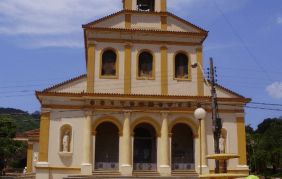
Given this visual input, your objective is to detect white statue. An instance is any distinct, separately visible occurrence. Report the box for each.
[63,129,70,152]
[33,154,38,166]
[219,135,225,153]
[23,167,27,175]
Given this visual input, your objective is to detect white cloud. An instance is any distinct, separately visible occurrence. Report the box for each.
[0,0,248,48]
[0,0,121,36]
[277,17,282,24]
[266,82,282,99]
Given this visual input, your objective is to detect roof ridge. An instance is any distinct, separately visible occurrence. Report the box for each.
[213,82,245,98]
[84,26,207,34]
[43,74,87,92]
[36,91,250,100]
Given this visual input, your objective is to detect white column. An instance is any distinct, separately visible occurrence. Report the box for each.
[92,135,96,171]
[198,117,209,174]
[121,111,133,176]
[159,111,171,176]
[81,110,93,175]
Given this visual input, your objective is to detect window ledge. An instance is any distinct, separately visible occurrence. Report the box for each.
[136,77,155,80]
[174,78,192,81]
[58,152,73,158]
[99,75,119,79]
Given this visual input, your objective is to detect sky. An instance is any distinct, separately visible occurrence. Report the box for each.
[0,0,281,129]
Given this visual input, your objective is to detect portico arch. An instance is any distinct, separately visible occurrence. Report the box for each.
[169,117,197,171]
[131,117,161,134]
[168,117,198,134]
[92,116,123,133]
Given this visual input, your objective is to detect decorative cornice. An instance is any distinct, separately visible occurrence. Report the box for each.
[84,109,93,116]
[160,44,169,49]
[87,40,97,47]
[235,113,245,118]
[124,42,133,47]
[41,108,51,113]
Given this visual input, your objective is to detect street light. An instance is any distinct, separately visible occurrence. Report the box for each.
[194,108,207,175]
[191,62,210,87]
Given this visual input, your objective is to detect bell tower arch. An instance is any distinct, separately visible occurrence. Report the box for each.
[123,0,166,12]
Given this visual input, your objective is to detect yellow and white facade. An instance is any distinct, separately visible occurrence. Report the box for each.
[30,0,251,178]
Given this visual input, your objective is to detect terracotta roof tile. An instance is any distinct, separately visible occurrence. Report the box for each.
[16,132,27,138]
[25,128,40,136]
[43,74,86,92]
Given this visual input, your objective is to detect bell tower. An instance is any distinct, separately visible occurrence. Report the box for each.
[123,0,166,12]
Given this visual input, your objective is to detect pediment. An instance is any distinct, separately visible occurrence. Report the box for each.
[204,82,245,98]
[43,75,87,93]
[83,10,207,34]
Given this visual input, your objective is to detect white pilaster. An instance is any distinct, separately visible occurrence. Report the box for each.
[159,111,171,176]
[81,110,93,175]
[121,111,133,176]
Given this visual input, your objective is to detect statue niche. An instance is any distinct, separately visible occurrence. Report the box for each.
[60,124,72,153]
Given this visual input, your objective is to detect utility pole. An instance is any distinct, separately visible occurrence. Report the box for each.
[210,57,221,173]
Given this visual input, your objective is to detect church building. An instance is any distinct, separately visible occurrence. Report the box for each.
[26,0,251,178]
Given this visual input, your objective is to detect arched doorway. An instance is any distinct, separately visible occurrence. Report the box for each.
[95,122,119,170]
[171,123,194,170]
[133,123,157,170]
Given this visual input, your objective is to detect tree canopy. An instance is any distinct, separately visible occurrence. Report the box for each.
[246,117,282,174]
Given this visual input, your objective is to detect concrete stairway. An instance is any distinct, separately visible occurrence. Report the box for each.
[64,170,199,179]
[171,170,198,178]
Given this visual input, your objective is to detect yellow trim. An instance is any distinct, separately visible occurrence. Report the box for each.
[161,0,167,12]
[160,45,168,95]
[35,166,81,171]
[26,143,33,173]
[236,117,247,165]
[38,113,50,162]
[89,38,202,46]
[92,115,123,132]
[136,49,155,80]
[196,48,204,96]
[99,47,119,79]
[40,105,245,114]
[87,44,96,93]
[124,0,132,10]
[125,14,131,29]
[38,92,251,102]
[168,117,198,134]
[124,43,132,94]
[161,16,167,30]
[131,117,161,134]
[173,50,192,81]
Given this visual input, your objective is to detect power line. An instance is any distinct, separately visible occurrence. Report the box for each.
[212,0,273,82]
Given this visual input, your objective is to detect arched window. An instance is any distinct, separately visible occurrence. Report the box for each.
[174,52,191,80]
[137,51,154,79]
[100,49,118,78]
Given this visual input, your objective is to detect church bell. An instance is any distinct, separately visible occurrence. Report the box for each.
[138,0,150,11]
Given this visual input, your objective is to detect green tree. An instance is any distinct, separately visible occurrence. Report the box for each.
[246,117,282,175]
[256,118,282,134]
[0,116,21,173]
